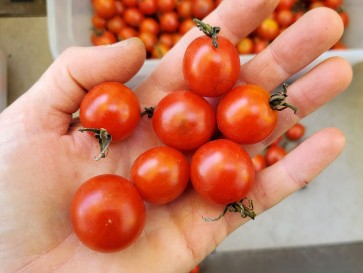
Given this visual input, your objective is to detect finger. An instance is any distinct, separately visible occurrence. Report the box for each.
[20,38,146,133]
[240,7,344,90]
[243,56,352,155]
[227,127,346,233]
[136,0,279,105]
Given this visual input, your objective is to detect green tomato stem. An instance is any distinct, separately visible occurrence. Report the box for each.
[193,18,221,48]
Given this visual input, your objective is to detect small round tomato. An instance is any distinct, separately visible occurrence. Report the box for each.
[159,11,180,33]
[252,154,266,172]
[118,26,138,40]
[91,30,117,45]
[152,90,216,151]
[140,17,160,35]
[236,37,254,55]
[93,0,117,19]
[157,0,176,13]
[324,0,343,9]
[257,18,280,41]
[191,0,214,19]
[217,84,278,144]
[106,15,126,34]
[190,139,255,205]
[123,7,144,27]
[131,146,190,205]
[71,174,146,252]
[80,82,140,141]
[265,145,287,166]
[138,0,158,15]
[183,21,240,97]
[285,122,305,141]
[276,0,295,11]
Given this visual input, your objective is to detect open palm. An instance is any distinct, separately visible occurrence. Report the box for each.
[0,1,352,272]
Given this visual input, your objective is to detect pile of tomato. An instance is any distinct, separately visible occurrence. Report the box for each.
[71,18,299,256]
[91,0,349,58]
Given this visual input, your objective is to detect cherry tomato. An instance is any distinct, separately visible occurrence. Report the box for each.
[285,122,305,141]
[324,0,343,9]
[265,145,287,166]
[93,0,117,19]
[157,0,176,13]
[257,18,280,41]
[177,0,193,19]
[138,0,158,15]
[276,0,296,11]
[140,17,160,35]
[190,139,255,205]
[236,37,254,55]
[339,10,349,29]
[131,146,190,204]
[139,31,158,53]
[252,154,266,172]
[71,174,146,252]
[91,30,117,45]
[183,27,240,97]
[124,7,144,27]
[106,15,126,34]
[92,14,107,30]
[217,84,278,144]
[151,42,170,58]
[192,0,214,19]
[159,11,180,33]
[276,9,295,28]
[80,82,140,141]
[118,26,139,40]
[152,90,216,151]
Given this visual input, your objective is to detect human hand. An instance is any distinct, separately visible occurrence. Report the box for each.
[0,0,352,272]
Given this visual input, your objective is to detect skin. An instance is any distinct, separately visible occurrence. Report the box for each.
[0,0,352,272]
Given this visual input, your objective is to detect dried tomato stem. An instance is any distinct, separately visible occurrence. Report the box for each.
[203,198,256,222]
[193,18,220,48]
[269,83,298,114]
[141,106,155,118]
[79,128,112,160]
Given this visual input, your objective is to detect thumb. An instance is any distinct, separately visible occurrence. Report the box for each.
[15,38,146,134]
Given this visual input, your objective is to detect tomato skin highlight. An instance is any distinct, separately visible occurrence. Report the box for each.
[217,84,278,144]
[131,146,190,205]
[183,36,240,97]
[80,82,141,141]
[190,139,255,205]
[71,174,146,252]
[152,90,216,151]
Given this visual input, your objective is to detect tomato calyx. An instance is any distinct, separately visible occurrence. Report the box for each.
[141,106,155,118]
[193,18,221,48]
[203,198,256,222]
[269,83,298,114]
[79,128,112,160]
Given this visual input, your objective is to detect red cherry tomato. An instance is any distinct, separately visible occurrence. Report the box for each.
[93,0,117,19]
[265,145,287,166]
[191,139,255,205]
[124,7,144,27]
[276,0,296,11]
[91,30,117,45]
[157,0,176,13]
[285,122,305,141]
[324,0,343,9]
[71,174,146,252]
[80,82,140,141]
[152,90,216,151]
[138,0,158,15]
[217,84,278,144]
[106,15,126,34]
[159,11,180,33]
[252,154,267,172]
[183,35,240,97]
[191,0,214,19]
[131,146,190,205]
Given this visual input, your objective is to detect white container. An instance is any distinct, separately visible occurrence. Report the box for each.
[46,0,363,87]
[0,48,7,112]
